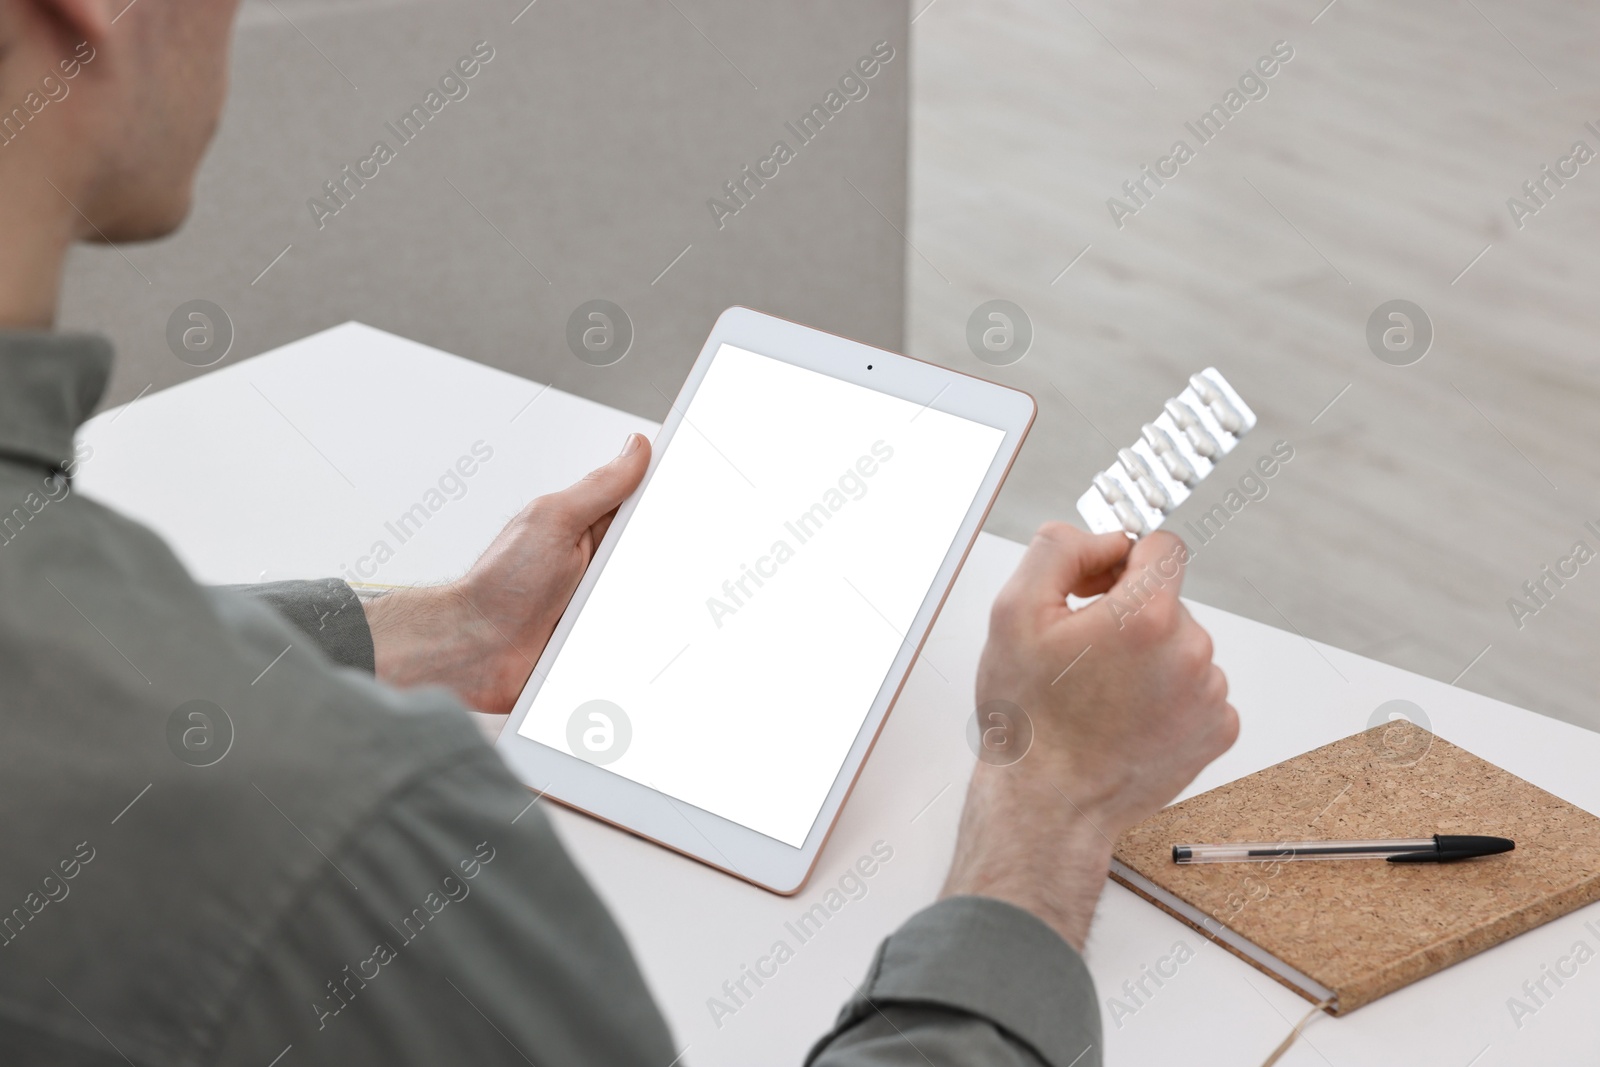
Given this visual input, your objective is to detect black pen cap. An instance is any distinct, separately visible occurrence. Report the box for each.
[1388,835,1515,863]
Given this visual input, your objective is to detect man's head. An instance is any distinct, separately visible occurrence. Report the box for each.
[0,0,240,243]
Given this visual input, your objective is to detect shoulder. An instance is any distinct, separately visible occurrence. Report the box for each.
[0,484,499,1064]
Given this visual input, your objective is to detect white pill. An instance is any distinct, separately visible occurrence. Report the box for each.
[1112,498,1148,534]
[1142,423,1197,486]
[1119,448,1172,512]
[1093,471,1129,503]
[1191,372,1246,435]
[1166,399,1219,458]
[1208,395,1244,434]
[1189,373,1223,405]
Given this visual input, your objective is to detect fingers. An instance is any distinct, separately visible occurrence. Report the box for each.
[1126,531,1191,595]
[1106,530,1190,606]
[1069,558,1127,599]
[1192,661,1237,761]
[1005,523,1133,603]
[1198,657,1241,761]
[1217,702,1241,752]
[533,434,651,535]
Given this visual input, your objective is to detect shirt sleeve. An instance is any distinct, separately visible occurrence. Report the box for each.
[807,896,1103,1067]
[205,738,1101,1067]
[191,588,1098,1067]
[222,578,375,673]
[208,744,681,1067]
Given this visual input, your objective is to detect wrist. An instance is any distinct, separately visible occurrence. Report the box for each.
[365,583,516,712]
[940,766,1118,950]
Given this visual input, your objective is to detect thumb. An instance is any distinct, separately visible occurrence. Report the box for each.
[1003,522,1133,604]
[547,433,651,532]
[1106,530,1190,603]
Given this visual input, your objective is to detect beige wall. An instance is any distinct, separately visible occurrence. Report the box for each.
[61,0,910,422]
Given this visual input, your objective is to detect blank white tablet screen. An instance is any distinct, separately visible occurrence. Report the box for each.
[518,343,1005,847]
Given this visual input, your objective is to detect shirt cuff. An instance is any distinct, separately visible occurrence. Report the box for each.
[224,578,375,673]
[818,895,1102,1067]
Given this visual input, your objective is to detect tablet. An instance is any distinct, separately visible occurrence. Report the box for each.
[496,307,1034,893]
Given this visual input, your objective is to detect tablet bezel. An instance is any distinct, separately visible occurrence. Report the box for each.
[495,306,1034,893]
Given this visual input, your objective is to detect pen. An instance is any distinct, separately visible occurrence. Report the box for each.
[1172,834,1515,864]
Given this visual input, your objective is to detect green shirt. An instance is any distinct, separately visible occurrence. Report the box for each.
[0,331,1102,1066]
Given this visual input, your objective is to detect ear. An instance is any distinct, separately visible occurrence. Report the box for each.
[30,0,115,56]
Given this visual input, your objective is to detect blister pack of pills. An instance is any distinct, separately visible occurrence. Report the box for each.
[1076,368,1256,537]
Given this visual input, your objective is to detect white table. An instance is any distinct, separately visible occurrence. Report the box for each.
[79,323,1600,1066]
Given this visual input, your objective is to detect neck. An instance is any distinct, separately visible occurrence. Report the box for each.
[0,28,87,331]
[0,156,78,329]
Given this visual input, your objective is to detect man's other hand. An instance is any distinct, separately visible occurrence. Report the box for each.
[941,525,1237,949]
[365,434,651,714]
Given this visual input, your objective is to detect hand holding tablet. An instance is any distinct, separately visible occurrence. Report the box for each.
[496,307,1035,892]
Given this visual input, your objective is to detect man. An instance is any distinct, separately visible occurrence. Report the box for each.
[0,1,1236,1064]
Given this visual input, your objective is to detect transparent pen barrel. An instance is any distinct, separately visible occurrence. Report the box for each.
[1174,838,1435,863]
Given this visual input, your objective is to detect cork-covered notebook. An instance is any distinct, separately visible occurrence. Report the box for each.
[1110,723,1600,1013]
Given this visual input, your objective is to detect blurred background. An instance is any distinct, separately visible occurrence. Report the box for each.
[62,0,1600,733]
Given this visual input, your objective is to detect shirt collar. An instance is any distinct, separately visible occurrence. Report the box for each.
[0,330,113,475]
